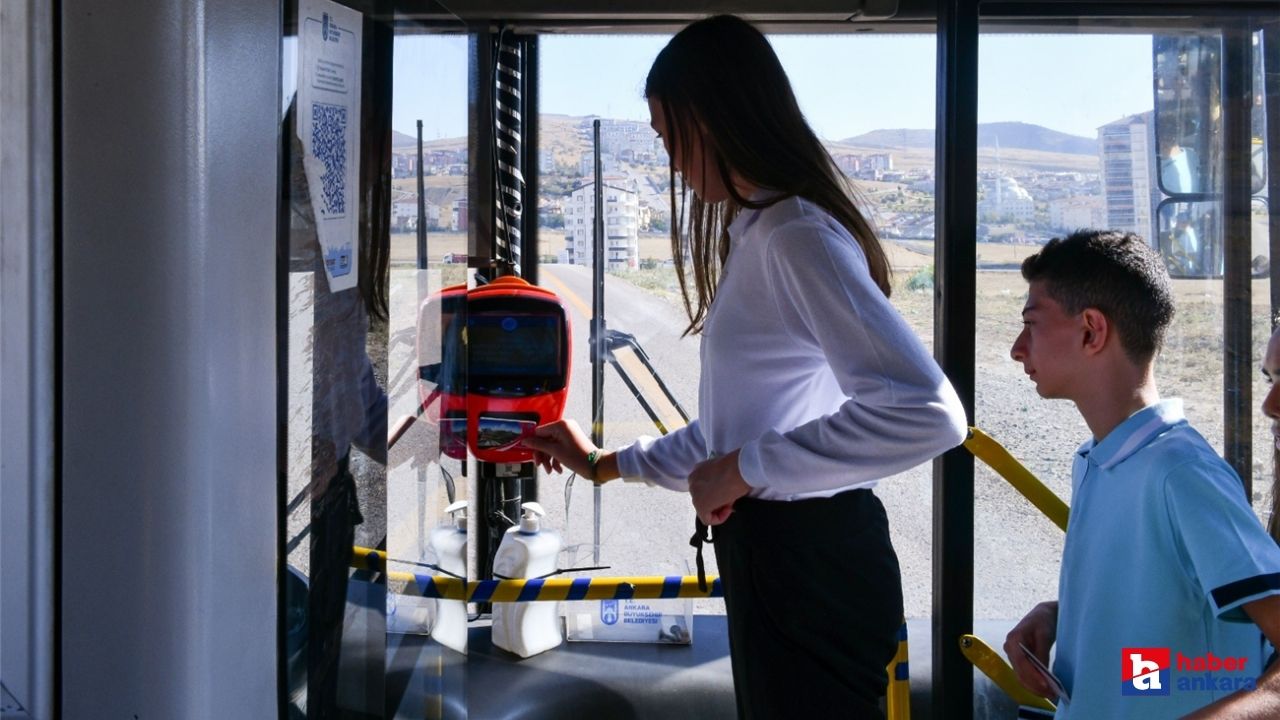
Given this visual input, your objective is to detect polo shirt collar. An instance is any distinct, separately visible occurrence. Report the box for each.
[1076,398,1186,470]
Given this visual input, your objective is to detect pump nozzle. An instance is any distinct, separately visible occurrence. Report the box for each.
[445,500,468,532]
[519,501,546,534]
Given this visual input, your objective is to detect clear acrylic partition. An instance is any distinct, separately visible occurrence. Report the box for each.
[282,1,468,716]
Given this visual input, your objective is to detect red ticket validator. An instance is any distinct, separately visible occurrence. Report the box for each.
[417,276,571,463]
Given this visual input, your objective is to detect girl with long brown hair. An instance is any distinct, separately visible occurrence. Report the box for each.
[525,15,966,716]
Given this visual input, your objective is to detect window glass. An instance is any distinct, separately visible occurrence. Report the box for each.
[970,32,1157,621]
[973,28,1275,623]
[538,33,938,618]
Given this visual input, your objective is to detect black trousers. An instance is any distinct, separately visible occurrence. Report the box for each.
[713,489,903,720]
[308,460,360,720]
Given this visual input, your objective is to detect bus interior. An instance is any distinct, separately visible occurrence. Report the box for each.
[3,0,1279,718]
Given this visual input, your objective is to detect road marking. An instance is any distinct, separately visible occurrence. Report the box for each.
[540,268,593,320]
[541,268,687,433]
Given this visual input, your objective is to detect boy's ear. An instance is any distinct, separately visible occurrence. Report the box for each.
[1079,308,1110,356]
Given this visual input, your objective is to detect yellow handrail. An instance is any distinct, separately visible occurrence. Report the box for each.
[959,634,1056,713]
[964,427,1069,532]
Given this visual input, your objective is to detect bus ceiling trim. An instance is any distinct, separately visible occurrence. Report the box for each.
[981,1,1280,19]
[385,1,1276,28]
[388,0,900,24]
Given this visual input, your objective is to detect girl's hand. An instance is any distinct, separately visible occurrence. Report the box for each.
[688,450,750,525]
[521,419,601,480]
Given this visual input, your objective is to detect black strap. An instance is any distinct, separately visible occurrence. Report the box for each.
[395,561,464,580]
[689,518,713,592]
[493,565,612,581]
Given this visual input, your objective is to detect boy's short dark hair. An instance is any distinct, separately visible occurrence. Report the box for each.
[1021,229,1175,363]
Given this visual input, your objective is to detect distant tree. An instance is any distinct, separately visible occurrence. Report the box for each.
[542,175,577,197]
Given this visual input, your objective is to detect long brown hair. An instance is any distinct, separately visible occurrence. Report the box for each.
[645,15,891,336]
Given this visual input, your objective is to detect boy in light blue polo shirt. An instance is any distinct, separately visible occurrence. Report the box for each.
[1003,230,1280,717]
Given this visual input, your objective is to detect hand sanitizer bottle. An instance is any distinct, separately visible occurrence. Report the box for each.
[491,502,563,657]
[427,500,468,654]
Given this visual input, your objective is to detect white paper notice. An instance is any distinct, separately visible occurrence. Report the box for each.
[298,0,362,293]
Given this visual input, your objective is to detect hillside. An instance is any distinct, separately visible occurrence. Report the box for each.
[391,115,1099,178]
[391,116,583,157]
[842,121,1096,156]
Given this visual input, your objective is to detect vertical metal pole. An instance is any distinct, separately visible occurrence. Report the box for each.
[2,0,58,715]
[416,119,428,270]
[518,36,542,505]
[469,30,496,278]
[933,2,978,718]
[414,118,428,559]
[520,36,540,285]
[592,120,606,565]
[1224,22,1254,497]
[1264,22,1280,327]
[494,31,524,275]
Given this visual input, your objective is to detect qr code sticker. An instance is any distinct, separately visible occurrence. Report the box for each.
[311,102,348,217]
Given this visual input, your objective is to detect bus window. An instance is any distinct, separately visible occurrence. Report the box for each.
[974,23,1275,628]
[538,33,711,613]
[1155,199,1221,276]
[1154,34,1222,197]
[1153,31,1270,279]
[537,32,940,620]
[970,31,1155,622]
[974,30,1205,622]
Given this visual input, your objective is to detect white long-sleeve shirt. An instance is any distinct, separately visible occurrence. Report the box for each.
[615,194,968,500]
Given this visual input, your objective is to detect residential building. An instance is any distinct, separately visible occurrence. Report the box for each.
[865,153,894,172]
[1098,112,1159,243]
[562,176,641,270]
[1048,196,1107,233]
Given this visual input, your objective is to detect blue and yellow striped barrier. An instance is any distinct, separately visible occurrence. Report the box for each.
[354,546,725,601]
[352,545,387,573]
[389,572,724,602]
[365,550,910,718]
[886,621,911,719]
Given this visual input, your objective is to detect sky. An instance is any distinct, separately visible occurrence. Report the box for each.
[390,32,1156,142]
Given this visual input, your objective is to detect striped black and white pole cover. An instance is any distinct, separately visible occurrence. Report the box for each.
[494,34,523,274]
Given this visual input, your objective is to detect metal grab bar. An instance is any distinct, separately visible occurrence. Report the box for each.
[959,634,1056,714]
[964,427,1070,532]
[959,428,1069,714]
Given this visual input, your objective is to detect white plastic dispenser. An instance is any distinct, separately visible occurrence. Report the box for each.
[491,502,563,657]
[427,500,468,654]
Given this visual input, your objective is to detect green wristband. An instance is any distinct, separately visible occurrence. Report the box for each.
[586,450,600,480]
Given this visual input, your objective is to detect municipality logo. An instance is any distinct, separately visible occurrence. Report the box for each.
[1122,647,1170,696]
[600,599,619,625]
